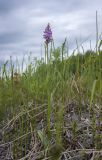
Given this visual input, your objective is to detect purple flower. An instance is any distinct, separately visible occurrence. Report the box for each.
[43,23,52,44]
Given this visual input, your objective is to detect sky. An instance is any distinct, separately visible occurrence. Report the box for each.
[0,0,102,62]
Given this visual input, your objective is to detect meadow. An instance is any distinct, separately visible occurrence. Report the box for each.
[0,25,102,159]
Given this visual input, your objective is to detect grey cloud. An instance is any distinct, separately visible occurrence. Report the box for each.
[0,31,26,44]
[0,0,102,61]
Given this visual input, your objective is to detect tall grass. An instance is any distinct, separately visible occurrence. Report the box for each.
[0,22,102,159]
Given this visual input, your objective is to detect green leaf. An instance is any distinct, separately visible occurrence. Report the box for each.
[37,130,49,149]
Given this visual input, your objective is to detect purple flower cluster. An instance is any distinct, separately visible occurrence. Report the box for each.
[43,23,52,44]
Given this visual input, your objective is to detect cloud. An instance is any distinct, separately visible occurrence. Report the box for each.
[0,0,102,61]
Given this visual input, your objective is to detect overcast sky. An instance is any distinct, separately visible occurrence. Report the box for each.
[0,0,102,61]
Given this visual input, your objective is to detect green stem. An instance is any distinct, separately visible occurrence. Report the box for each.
[46,43,49,64]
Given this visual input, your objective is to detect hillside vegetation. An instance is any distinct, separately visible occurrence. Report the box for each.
[0,40,102,159]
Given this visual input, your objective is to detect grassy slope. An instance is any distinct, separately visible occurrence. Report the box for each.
[0,47,102,159]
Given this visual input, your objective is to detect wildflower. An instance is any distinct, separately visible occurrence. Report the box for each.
[43,23,52,44]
